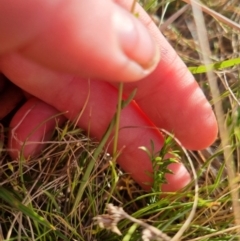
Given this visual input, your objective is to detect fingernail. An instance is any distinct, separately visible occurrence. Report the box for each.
[113,11,160,79]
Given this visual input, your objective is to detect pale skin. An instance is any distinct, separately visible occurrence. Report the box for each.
[0,0,218,191]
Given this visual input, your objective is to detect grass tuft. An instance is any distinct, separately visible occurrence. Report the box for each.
[1,0,240,240]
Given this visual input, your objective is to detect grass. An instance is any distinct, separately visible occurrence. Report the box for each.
[1,0,240,240]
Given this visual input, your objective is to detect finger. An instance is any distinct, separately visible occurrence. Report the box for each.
[0,0,159,82]
[111,3,218,150]
[8,97,66,158]
[1,54,190,191]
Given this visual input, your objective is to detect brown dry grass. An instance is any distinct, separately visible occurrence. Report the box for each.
[0,1,240,240]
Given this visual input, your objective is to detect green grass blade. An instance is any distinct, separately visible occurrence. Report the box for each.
[71,88,137,213]
[0,186,55,230]
[122,223,139,241]
[189,58,240,74]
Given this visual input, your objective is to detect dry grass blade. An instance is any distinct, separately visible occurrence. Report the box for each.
[160,4,190,32]
[189,225,240,241]
[190,0,240,237]
[182,0,240,32]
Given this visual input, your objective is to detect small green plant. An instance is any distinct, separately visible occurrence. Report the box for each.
[139,137,179,199]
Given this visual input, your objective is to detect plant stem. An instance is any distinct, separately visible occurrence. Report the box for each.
[113,82,124,156]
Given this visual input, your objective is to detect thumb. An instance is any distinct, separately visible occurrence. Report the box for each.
[0,0,160,82]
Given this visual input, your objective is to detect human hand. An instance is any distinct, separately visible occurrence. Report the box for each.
[0,0,218,191]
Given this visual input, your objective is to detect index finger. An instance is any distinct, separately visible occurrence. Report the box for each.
[114,1,218,150]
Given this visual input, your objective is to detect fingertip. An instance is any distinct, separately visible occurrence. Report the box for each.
[188,106,218,150]
[180,86,218,150]
[175,92,218,150]
[127,58,218,151]
[8,98,66,159]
